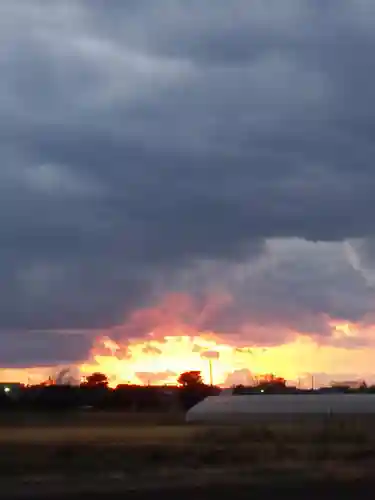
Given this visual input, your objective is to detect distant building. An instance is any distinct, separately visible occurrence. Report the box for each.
[330,380,366,389]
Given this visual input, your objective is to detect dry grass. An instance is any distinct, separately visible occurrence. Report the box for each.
[0,423,191,444]
[1,412,375,483]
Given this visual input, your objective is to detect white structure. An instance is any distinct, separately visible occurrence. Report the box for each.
[186,393,375,423]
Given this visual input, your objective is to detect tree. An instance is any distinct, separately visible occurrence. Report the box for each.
[81,372,109,388]
[255,374,287,393]
[257,374,286,386]
[178,370,204,387]
[177,371,211,411]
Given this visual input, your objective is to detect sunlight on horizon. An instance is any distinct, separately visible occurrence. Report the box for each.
[2,331,375,388]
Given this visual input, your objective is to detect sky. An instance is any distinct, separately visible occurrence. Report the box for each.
[2,1,375,385]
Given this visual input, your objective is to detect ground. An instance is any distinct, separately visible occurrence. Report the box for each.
[1,411,375,497]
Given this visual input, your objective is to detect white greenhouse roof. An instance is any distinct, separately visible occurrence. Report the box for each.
[186,394,375,423]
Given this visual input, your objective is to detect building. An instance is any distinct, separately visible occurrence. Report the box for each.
[186,392,375,423]
[330,380,366,389]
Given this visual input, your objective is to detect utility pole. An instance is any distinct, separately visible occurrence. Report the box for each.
[209,359,213,386]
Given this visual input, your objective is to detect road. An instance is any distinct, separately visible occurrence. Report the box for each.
[3,481,375,500]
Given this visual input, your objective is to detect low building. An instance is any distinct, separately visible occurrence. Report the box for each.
[186,392,375,423]
[330,380,366,389]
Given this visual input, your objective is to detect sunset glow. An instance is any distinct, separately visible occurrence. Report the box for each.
[1,330,375,388]
[80,334,254,386]
[1,293,375,389]
[2,332,375,389]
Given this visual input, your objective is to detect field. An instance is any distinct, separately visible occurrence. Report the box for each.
[1,410,375,494]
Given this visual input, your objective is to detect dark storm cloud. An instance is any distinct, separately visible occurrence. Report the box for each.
[1,1,375,363]
[0,330,92,367]
[168,239,375,346]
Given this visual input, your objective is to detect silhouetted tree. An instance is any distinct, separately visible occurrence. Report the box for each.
[178,370,204,387]
[256,374,286,386]
[253,374,287,393]
[81,372,109,388]
[30,385,80,412]
[178,371,212,410]
[359,381,368,391]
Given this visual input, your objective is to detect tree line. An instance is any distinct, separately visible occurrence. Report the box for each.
[1,370,373,414]
[0,370,218,412]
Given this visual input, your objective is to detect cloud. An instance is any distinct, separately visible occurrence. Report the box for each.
[345,239,375,289]
[135,370,176,385]
[142,346,162,355]
[1,1,375,365]
[159,239,375,346]
[0,329,92,367]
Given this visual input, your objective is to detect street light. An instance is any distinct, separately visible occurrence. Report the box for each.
[201,351,219,386]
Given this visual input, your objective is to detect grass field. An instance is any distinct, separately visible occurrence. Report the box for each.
[1,411,375,487]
